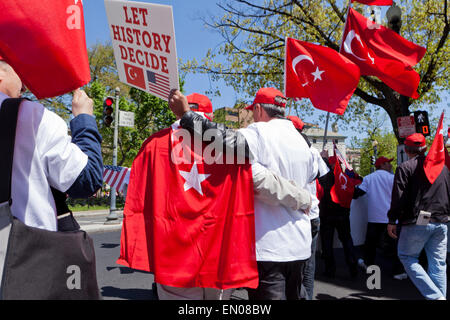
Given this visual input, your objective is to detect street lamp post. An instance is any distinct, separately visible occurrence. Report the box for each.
[105,87,121,225]
[371,140,378,173]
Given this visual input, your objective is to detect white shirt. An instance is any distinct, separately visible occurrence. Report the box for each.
[240,119,317,262]
[358,169,394,224]
[307,147,329,220]
[0,93,88,231]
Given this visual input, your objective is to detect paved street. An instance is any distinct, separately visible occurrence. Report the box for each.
[88,228,449,300]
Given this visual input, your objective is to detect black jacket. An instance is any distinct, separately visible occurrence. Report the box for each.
[387,155,449,225]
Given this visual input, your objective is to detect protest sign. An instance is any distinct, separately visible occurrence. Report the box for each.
[104,0,179,101]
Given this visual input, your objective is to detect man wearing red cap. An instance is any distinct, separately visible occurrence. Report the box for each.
[151,92,312,300]
[353,156,405,279]
[387,133,449,300]
[169,87,318,300]
[0,56,103,232]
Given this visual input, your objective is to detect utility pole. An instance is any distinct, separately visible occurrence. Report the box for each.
[105,87,121,225]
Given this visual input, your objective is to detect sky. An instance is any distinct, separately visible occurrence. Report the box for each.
[83,0,448,144]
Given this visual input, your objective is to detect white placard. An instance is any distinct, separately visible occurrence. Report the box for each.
[397,115,416,138]
[119,110,135,127]
[104,0,179,101]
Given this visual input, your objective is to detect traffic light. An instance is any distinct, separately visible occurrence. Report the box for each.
[414,111,430,136]
[370,156,376,165]
[103,96,114,127]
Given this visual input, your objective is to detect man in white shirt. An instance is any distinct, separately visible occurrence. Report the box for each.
[169,87,317,300]
[0,56,103,231]
[353,156,405,278]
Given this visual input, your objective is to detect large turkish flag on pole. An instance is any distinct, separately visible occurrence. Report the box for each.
[424,112,446,184]
[340,8,426,99]
[0,1,91,99]
[351,0,393,5]
[284,38,360,115]
[117,123,258,290]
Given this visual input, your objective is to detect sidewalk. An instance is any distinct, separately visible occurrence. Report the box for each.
[73,209,123,234]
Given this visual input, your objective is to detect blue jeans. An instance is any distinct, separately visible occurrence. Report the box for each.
[397,222,447,300]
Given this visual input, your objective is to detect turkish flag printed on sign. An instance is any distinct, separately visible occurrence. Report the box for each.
[330,155,361,209]
[423,112,446,184]
[285,38,360,115]
[351,0,393,5]
[124,63,146,90]
[117,123,258,290]
[0,1,91,99]
[340,8,426,99]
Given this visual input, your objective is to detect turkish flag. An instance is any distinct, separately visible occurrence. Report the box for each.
[330,151,361,208]
[423,112,446,184]
[285,38,360,115]
[0,1,91,99]
[124,63,146,90]
[340,8,426,98]
[447,128,450,169]
[116,123,258,290]
[351,0,393,5]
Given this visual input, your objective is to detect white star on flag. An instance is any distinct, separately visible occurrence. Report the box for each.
[74,0,83,5]
[179,162,211,196]
[311,67,324,82]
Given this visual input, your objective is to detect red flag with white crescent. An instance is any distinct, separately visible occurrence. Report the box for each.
[340,8,426,99]
[424,112,446,184]
[330,151,361,208]
[351,0,392,5]
[284,38,360,115]
[117,124,258,289]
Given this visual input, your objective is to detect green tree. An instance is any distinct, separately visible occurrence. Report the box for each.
[182,0,449,142]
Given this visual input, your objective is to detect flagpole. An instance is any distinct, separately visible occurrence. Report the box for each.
[322,111,330,151]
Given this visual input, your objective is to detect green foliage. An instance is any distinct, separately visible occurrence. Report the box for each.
[182,0,449,141]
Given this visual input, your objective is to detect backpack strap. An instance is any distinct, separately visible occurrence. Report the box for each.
[0,98,23,204]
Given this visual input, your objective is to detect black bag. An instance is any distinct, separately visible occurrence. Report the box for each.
[0,98,101,300]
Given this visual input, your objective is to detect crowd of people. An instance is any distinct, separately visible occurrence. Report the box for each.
[0,55,448,300]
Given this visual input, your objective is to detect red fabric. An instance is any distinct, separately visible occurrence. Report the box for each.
[330,154,361,208]
[424,112,446,184]
[0,1,91,99]
[351,0,393,5]
[340,8,426,99]
[116,126,258,290]
[316,179,324,202]
[285,38,360,115]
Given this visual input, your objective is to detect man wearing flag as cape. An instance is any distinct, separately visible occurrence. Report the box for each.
[118,91,314,300]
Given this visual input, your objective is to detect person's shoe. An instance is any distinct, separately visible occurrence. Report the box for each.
[393,273,408,280]
[357,258,367,271]
[349,264,358,278]
[437,296,446,300]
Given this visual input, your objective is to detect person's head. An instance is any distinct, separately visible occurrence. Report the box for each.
[287,115,304,133]
[245,87,287,122]
[404,133,427,158]
[0,56,23,98]
[375,156,393,172]
[186,93,213,121]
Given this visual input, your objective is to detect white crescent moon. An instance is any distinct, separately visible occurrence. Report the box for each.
[343,30,367,62]
[292,54,314,86]
[339,172,348,190]
[127,67,137,81]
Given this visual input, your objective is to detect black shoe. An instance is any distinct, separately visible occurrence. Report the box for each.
[349,264,358,278]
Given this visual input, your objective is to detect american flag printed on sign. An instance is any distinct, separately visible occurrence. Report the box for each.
[333,141,353,171]
[146,70,170,99]
[103,165,131,193]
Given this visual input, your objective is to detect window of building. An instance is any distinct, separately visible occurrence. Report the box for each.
[313,138,317,144]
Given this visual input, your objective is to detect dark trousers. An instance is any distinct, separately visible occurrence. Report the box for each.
[363,222,404,275]
[302,217,320,300]
[247,260,307,300]
[320,214,357,275]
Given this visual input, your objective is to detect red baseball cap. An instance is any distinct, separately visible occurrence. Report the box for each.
[404,133,426,147]
[186,93,213,113]
[245,87,287,110]
[375,156,393,169]
[287,115,304,131]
